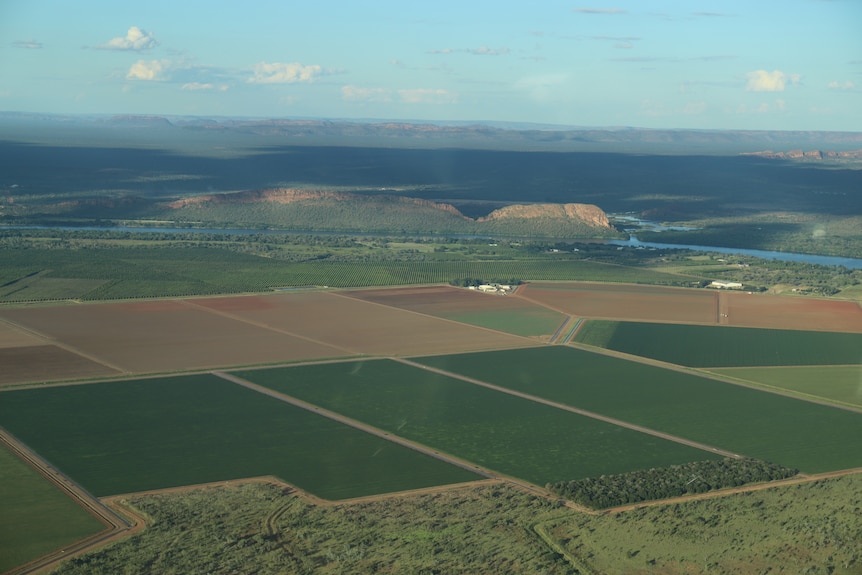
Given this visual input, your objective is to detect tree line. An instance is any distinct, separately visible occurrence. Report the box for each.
[547,458,798,509]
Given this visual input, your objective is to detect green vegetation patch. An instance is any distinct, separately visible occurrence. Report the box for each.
[708,365,862,409]
[574,320,862,367]
[52,482,572,575]
[0,375,481,499]
[0,442,105,573]
[413,346,862,473]
[439,308,565,337]
[237,359,716,487]
[548,458,797,510]
[548,474,862,575]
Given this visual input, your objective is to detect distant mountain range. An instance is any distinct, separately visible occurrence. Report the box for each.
[3,111,862,154]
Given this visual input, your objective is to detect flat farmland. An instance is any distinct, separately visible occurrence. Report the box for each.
[575,320,862,367]
[190,291,533,356]
[342,285,566,337]
[708,365,862,409]
[238,360,718,487]
[0,442,106,573]
[0,374,482,499]
[0,299,346,374]
[723,291,862,332]
[0,345,121,385]
[519,282,718,324]
[412,346,862,473]
[518,281,862,332]
[0,319,46,348]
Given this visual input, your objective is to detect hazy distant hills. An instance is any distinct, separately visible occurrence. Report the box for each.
[3,111,862,154]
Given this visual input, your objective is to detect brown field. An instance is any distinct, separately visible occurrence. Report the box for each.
[517,282,862,332]
[342,285,537,314]
[0,345,120,385]
[519,282,719,324]
[0,299,345,375]
[191,291,532,356]
[0,292,532,383]
[0,319,45,349]
[722,291,862,332]
[3,284,857,386]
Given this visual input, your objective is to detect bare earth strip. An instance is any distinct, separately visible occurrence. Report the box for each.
[0,428,131,575]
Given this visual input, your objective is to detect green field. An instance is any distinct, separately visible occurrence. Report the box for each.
[439,308,565,337]
[237,359,718,486]
[412,346,862,473]
[708,365,862,409]
[575,319,862,367]
[0,442,106,573]
[0,375,481,499]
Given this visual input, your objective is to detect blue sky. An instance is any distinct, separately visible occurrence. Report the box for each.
[1,0,860,130]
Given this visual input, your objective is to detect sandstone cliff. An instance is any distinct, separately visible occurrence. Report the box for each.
[478,203,612,228]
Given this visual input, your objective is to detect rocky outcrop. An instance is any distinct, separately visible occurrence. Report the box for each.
[165,188,466,217]
[478,203,612,228]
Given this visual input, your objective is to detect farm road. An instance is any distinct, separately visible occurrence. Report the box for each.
[394,358,746,461]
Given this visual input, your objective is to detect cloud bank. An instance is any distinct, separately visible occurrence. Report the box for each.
[99,26,158,51]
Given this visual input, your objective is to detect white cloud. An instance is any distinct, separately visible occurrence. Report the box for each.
[827,80,855,91]
[126,59,170,81]
[99,26,158,51]
[13,40,42,49]
[248,62,323,84]
[341,85,392,102]
[745,70,800,92]
[181,82,228,91]
[397,88,458,104]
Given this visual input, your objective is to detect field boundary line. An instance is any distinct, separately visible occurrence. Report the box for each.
[331,287,544,347]
[0,316,129,375]
[0,428,132,575]
[179,299,358,355]
[211,370,500,481]
[395,358,746,461]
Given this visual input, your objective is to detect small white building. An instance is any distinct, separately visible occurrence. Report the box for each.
[708,280,743,289]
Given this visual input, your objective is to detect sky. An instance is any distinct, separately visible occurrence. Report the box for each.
[1,0,860,131]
